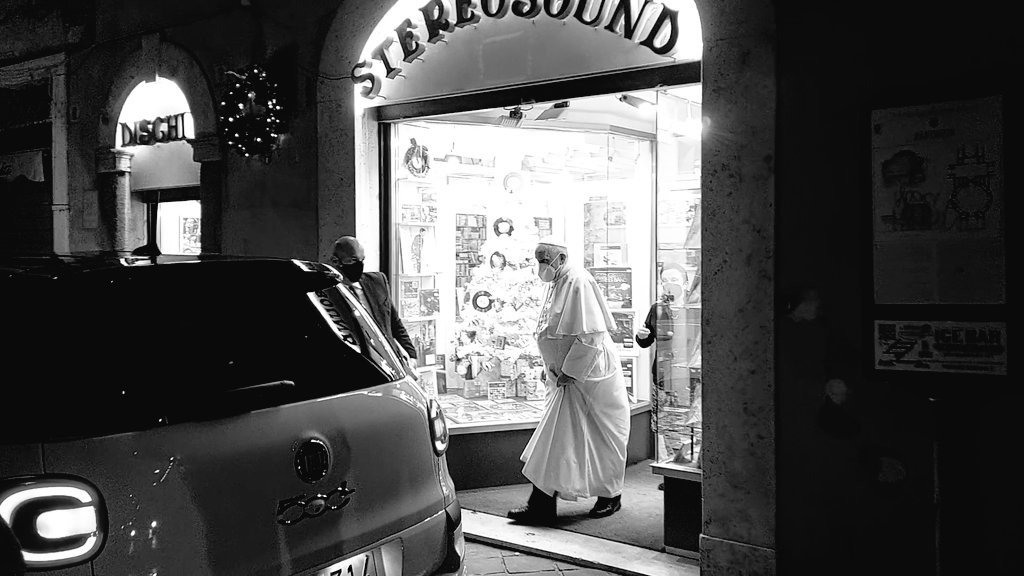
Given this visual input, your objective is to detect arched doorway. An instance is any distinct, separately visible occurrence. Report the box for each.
[116,76,201,255]
[97,38,221,254]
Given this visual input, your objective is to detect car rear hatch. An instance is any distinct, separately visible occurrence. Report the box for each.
[1,256,450,575]
[35,380,445,575]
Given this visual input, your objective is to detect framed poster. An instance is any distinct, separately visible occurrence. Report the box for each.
[874,320,1007,375]
[180,217,201,254]
[868,95,1008,378]
[870,95,1004,305]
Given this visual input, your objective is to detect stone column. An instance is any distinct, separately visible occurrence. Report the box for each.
[95,147,134,252]
[190,133,223,254]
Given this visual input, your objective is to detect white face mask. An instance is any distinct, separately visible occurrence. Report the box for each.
[538,263,557,282]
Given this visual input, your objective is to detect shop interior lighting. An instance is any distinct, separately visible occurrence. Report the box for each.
[536,101,570,121]
[617,93,655,110]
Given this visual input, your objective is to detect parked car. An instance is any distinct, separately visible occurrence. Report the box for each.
[0,253,464,576]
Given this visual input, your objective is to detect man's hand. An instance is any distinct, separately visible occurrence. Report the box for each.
[556,372,575,387]
[547,363,561,379]
[636,326,651,339]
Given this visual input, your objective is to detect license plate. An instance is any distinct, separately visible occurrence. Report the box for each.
[315,551,377,576]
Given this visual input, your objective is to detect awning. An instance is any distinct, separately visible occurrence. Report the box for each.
[0,150,45,183]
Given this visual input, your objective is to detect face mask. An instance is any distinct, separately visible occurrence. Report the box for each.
[662,282,684,301]
[538,263,557,282]
[339,260,364,282]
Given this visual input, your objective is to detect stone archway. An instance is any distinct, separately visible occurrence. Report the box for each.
[318,2,777,574]
[97,35,223,253]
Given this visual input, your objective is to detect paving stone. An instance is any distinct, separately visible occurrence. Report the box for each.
[465,555,508,575]
[557,569,619,576]
[503,554,559,573]
[467,541,505,559]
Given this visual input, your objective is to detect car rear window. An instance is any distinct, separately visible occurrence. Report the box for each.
[0,265,407,443]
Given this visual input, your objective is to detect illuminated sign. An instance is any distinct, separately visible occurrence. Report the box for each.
[119,112,192,147]
[352,0,681,100]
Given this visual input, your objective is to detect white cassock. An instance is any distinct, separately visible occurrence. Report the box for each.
[520,263,631,499]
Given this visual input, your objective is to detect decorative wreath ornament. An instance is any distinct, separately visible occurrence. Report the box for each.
[404,138,430,177]
[218,64,285,161]
[493,217,515,237]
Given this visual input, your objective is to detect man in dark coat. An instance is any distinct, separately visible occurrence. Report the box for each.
[331,235,417,360]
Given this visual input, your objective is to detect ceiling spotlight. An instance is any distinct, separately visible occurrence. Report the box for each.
[497,106,525,128]
[618,94,655,110]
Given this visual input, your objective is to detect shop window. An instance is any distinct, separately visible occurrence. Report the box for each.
[652,85,702,466]
[386,85,701,456]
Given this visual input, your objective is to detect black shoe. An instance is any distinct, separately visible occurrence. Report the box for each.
[589,495,622,518]
[507,486,556,524]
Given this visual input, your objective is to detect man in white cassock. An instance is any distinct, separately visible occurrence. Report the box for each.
[507,238,631,524]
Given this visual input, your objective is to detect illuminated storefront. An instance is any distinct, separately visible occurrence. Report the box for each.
[355,0,704,468]
[115,77,201,254]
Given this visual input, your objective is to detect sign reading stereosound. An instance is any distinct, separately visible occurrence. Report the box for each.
[352,0,684,100]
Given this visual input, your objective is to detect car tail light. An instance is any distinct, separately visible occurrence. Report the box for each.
[0,476,107,570]
[427,399,450,456]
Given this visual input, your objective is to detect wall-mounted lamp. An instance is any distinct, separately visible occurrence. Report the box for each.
[618,94,655,110]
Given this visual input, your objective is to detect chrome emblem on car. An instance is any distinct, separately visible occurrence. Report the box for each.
[276,483,355,525]
[295,438,330,483]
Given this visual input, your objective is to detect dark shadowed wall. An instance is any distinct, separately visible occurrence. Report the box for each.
[775,1,1017,574]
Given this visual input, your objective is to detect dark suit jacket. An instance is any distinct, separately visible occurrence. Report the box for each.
[356,271,416,358]
[635,300,676,380]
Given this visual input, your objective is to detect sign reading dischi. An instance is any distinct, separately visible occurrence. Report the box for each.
[119,112,192,147]
[352,0,683,99]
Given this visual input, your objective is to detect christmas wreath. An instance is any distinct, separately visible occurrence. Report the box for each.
[403,138,430,177]
[218,64,285,160]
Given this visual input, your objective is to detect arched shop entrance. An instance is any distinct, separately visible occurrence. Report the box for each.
[96,38,221,255]
[319,0,777,571]
[116,77,201,255]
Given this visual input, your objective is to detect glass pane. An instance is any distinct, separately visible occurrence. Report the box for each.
[389,97,656,429]
[0,266,397,442]
[653,84,702,466]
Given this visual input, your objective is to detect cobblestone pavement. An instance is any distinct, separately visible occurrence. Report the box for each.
[464,541,618,576]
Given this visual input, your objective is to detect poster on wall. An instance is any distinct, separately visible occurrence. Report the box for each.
[408,319,436,367]
[594,243,627,266]
[873,319,1007,375]
[589,266,633,309]
[398,225,436,274]
[180,217,201,254]
[870,95,1004,304]
[583,199,628,268]
[455,213,487,287]
[609,311,635,350]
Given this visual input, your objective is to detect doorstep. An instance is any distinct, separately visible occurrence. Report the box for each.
[461,509,700,576]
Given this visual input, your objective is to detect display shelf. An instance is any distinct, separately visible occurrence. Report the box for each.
[404,314,439,322]
[399,221,437,226]
[650,460,702,481]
